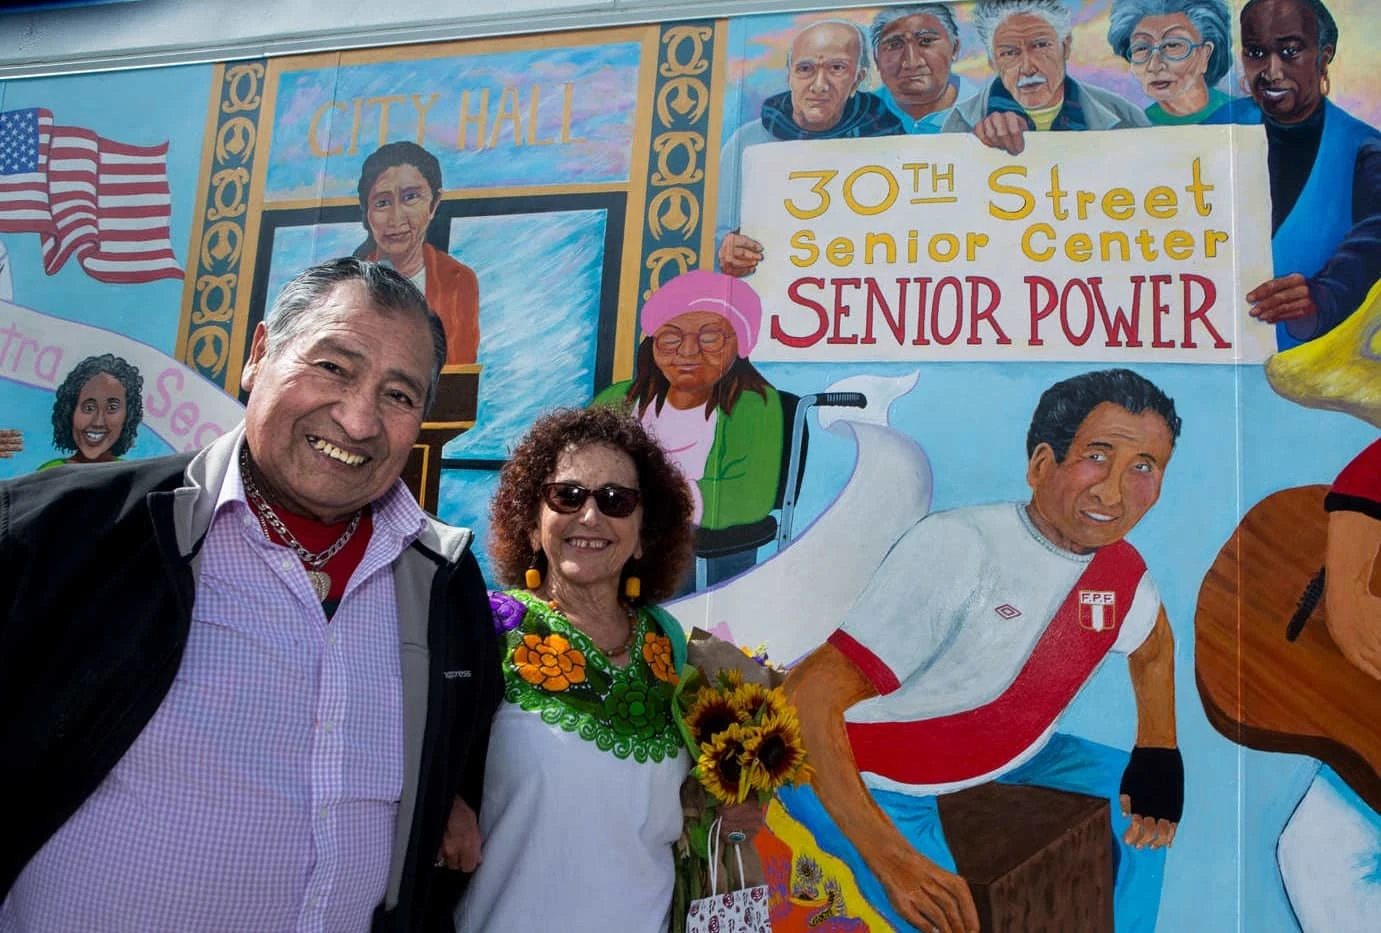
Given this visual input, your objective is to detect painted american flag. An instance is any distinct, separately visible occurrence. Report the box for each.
[0,107,182,284]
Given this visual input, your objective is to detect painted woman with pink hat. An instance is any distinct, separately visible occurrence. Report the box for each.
[594,269,784,586]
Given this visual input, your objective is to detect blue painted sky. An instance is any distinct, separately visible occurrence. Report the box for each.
[267,43,643,201]
[440,209,607,460]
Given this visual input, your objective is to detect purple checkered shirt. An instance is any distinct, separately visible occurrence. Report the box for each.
[2,441,428,933]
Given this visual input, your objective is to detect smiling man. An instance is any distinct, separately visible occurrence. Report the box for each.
[782,369,1184,933]
[0,258,502,932]
[945,0,1148,152]
[717,18,903,277]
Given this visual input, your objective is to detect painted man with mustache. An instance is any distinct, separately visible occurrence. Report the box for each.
[1239,0,1381,350]
[0,258,502,932]
[944,0,1149,146]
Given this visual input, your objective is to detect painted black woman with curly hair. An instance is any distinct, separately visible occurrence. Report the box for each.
[39,353,144,469]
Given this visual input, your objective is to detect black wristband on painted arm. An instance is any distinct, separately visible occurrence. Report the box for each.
[1118,746,1185,823]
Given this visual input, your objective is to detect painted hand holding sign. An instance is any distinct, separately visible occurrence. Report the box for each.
[740,126,1275,363]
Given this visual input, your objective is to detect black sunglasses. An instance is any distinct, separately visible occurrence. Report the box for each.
[541,482,642,518]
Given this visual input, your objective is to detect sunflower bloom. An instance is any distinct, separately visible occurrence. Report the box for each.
[698,722,755,805]
[512,632,587,692]
[641,632,678,683]
[683,686,746,747]
[730,683,790,723]
[743,711,811,791]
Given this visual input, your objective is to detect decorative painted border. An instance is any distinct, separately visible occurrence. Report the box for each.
[175,59,269,391]
[634,20,718,318]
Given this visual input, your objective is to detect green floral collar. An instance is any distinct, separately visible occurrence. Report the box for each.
[493,590,684,763]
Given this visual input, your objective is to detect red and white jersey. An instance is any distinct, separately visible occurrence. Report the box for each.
[830,503,1159,796]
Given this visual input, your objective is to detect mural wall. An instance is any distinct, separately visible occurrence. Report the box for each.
[2,0,1378,929]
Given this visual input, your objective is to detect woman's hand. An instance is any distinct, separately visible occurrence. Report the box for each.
[436,796,483,871]
[717,800,765,844]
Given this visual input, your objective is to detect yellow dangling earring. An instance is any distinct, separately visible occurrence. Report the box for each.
[526,551,543,591]
[624,573,641,600]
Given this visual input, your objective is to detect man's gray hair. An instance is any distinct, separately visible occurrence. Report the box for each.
[973,0,1074,56]
[1107,0,1232,86]
[870,4,960,51]
[263,256,448,413]
[785,18,871,74]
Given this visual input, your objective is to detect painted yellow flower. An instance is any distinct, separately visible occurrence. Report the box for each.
[744,710,812,791]
[698,722,755,805]
[684,686,747,747]
[512,632,587,692]
[642,632,678,684]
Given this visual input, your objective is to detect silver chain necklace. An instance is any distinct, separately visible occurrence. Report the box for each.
[240,447,362,601]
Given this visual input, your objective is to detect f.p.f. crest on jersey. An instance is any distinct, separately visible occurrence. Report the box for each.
[1078,591,1117,632]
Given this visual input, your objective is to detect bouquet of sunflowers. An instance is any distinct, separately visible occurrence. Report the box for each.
[670,630,813,931]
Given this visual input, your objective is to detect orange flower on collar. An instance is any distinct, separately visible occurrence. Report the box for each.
[641,632,678,684]
[513,632,587,692]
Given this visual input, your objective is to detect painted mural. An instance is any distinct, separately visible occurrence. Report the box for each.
[2,0,1378,930]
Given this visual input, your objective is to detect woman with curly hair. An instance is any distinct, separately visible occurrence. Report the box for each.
[455,406,756,933]
[39,354,144,469]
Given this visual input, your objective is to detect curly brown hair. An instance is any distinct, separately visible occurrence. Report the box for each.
[489,406,695,603]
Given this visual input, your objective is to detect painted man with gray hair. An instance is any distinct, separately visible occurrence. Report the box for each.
[870,4,978,134]
[944,0,1149,153]
[717,18,904,277]
[1,257,502,931]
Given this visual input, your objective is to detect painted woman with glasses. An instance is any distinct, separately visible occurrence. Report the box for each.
[1107,0,1260,125]
[594,269,784,587]
[455,406,759,932]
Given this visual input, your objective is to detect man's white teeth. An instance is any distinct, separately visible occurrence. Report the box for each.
[1084,511,1116,523]
[311,437,366,466]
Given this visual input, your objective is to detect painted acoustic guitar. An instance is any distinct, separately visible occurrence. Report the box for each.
[1194,484,1381,812]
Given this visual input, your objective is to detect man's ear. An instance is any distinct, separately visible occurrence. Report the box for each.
[1027,442,1055,492]
[1321,45,1335,69]
[240,322,270,394]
